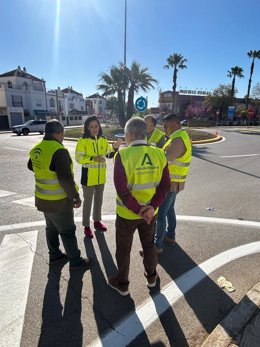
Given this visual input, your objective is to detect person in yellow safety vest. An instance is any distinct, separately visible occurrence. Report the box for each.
[108,117,170,296]
[144,114,166,148]
[75,115,121,239]
[28,119,92,270]
[154,113,192,254]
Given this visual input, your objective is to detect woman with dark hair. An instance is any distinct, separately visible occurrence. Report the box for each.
[75,116,121,238]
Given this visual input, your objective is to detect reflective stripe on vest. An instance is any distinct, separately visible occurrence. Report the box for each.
[168,160,190,167]
[82,163,106,169]
[128,181,160,190]
[170,174,187,180]
[36,178,59,184]
[35,186,65,195]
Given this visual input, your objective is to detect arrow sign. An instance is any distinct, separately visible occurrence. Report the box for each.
[135,97,147,112]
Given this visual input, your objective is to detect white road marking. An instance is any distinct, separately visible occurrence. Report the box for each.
[12,196,35,207]
[0,230,38,347]
[220,154,259,158]
[3,147,27,152]
[90,241,260,347]
[1,215,260,233]
[0,189,16,198]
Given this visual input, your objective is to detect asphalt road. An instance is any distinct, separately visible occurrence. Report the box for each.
[0,128,259,347]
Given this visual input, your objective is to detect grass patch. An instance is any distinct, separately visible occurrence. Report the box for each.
[65,126,216,142]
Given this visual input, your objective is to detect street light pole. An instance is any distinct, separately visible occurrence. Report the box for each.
[124,0,127,68]
[123,0,127,121]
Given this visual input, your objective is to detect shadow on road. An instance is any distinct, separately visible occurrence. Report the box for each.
[39,262,84,347]
[192,147,260,180]
[84,232,151,345]
[156,244,236,345]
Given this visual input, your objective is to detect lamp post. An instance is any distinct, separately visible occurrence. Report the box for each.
[123,0,127,121]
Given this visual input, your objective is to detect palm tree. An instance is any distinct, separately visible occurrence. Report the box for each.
[126,61,157,120]
[97,65,127,126]
[245,50,260,109]
[164,53,187,112]
[227,66,244,104]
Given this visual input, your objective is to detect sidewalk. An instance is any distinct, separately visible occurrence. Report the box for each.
[202,282,260,346]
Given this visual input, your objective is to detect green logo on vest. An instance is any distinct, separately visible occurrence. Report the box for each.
[141,153,153,166]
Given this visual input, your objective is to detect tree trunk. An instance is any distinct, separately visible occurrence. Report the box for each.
[246,60,255,110]
[231,76,235,104]
[172,68,177,112]
[126,85,135,120]
[117,91,125,127]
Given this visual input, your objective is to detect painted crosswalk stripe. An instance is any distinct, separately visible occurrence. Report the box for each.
[12,196,35,207]
[0,230,38,347]
[90,241,260,347]
[0,189,16,198]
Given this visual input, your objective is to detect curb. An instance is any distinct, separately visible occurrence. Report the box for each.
[65,136,223,145]
[191,135,222,144]
[201,282,260,347]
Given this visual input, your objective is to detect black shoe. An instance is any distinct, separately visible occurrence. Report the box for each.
[49,253,68,265]
[69,257,93,271]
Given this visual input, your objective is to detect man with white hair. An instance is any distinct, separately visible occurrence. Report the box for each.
[108,117,170,296]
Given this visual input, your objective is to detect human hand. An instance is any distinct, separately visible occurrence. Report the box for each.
[95,155,106,163]
[73,197,82,208]
[139,205,155,224]
[113,138,122,150]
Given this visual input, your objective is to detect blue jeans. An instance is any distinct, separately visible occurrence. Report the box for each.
[154,192,177,249]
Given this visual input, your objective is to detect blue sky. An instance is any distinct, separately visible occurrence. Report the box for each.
[1,0,260,107]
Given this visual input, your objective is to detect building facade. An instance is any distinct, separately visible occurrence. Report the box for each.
[0,67,88,129]
[0,66,48,128]
[85,93,107,119]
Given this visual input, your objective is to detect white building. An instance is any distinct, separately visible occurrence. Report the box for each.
[0,66,48,129]
[85,93,107,119]
[61,87,87,125]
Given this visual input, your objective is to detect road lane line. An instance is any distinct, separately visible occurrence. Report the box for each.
[220,154,259,158]
[0,190,16,198]
[4,147,27,152]
[1,215,260,233]
[0,230,38,347]
[90,241,260,347]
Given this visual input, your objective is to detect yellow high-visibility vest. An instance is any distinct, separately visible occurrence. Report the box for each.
[75,136,113,186]
[163,129,191,182]
[116,145,167,219]
[30,140,77,200]
[147,128,165,147]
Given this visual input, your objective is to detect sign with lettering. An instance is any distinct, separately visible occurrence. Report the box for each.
[179,89,211,96]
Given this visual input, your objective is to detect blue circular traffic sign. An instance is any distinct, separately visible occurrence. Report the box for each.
[135,97,147,112]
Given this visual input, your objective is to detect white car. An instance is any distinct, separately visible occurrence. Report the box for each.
[12,120,47,136]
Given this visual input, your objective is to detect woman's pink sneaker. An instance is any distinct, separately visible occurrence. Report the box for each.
[94,221,107,231]
[84,226,94,238]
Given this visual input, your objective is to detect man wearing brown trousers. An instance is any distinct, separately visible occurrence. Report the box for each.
[108,117,170,296]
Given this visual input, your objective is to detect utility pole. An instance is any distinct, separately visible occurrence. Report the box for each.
[123,0,127,121]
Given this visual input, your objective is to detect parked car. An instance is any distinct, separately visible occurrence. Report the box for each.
[12,120,47,136]
[180,119,188,126]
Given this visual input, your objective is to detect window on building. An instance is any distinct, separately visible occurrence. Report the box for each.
[70,116,73,120]
[62,116,66,121]
[50,98,55,107]
[7,81,13,88]
[11,95,23,107]
[81,106,84,111]
[99,100,102,104]
[79,116,82,120]
[69,103,74,110]
[23,82,28,90]
[36,99,42,107]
